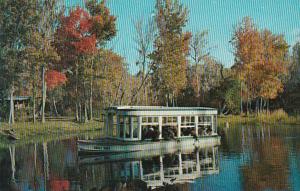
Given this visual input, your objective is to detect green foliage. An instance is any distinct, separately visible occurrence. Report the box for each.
[151,0,191,105]
[225,79,241,114]
[86,0,117,45]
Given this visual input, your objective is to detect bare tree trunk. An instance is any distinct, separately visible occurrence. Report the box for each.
[240,82,243,115]
[260,97,263,113]
[84,101,88,123]
[89,74,93,121]
[41,66,47,123]
[75,63,79,122]
[9,145,16,183]
[9,88,15,125]
[33,82,36,123]
[75,102,79,122]
[53,98,58,116]
[79,103,82,123]
[267,99,270,114]
[43,142,49,191]
[256,99,259,114]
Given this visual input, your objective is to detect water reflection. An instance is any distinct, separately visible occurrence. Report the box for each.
[79,147,219,190]
[1,125,300,190]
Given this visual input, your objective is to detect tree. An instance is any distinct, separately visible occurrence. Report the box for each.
[231,17,264,114]
[45,70,67,116]
[0,0,40,124]
[150,0,191,106]
[85,0,117,120]
[231,17,288,114]
[37,0,62,123]
[190,30,210,106]
[259,30,289,111]
[280,42,300,112]
[131,17,156,105]
[56,7,97,122]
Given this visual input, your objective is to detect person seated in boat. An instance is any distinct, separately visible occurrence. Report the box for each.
[162,126,176,140]
[142,126,159,141]
[206,126,213,135]
[198,127,205,136]
[182,127,195,136]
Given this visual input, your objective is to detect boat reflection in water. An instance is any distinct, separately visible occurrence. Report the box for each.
[79,146,219,190]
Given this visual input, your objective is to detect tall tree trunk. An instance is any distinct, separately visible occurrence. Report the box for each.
[33,82,36,123]
[53,98,58,116]
[255,99,259,114]
[41,65,47,123]
[9,88,15,125]
[75,63,79,122]
[240,81,243,115]
[43,142,49,191]
[75,102,79,122]
[260,97,263,113]
[9,145,16,183]
[89,70,93,121]
[79,103,82,122]
[267,99,270,114]
[84,101,88,123]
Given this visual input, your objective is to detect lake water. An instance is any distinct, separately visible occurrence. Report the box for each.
[1,125,300,191]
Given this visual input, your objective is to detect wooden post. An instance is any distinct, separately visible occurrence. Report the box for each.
[124,116,126,139]
[195,115,198,136]
[160,156,164,182]
[117,114,120,138]
[105,113,109,137]
[139,160,143,178]
[178,152,183,175]
[177,116,181,138]
[159,116,162,139]
[196,149,200,172]
[138,116,142,140]
[211,115,214,133]
[130,116,134,139]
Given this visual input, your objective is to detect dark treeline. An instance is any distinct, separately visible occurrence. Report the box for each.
[0,0,299,124]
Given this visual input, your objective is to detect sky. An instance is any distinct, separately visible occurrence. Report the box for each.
[68,0,300,71]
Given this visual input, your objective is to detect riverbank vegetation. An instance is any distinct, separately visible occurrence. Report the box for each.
[0,0,299,127]
[218,109,300,127]
[0,120,103,147]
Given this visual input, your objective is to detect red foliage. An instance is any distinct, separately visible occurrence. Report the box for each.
[49,180,70,191]
[46,70,67,90]
[56,7,97,56]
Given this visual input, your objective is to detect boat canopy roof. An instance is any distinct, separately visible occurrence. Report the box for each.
[105,106,218,116]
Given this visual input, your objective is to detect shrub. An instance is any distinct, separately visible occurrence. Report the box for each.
[258,109,289,123]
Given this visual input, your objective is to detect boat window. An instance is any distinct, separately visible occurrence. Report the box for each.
[142,117,159,124]
[181,116,195,126]
[198,115,212,123]
[125,116,131,138]
[112,114,117,137]
[119,115,124,138]
[132,116,138,138]
[163,116,177,124]
[142,117,147,123]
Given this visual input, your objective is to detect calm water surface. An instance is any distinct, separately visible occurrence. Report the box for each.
[1,125,300,191]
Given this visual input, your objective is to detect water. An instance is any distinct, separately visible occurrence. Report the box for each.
[0,125,300,191]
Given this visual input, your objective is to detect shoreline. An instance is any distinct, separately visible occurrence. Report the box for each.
[0,114,299,147]
[218,115,300,127]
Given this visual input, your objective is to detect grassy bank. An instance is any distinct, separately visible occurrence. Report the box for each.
[0,120,103,146]
[218,110,300,127]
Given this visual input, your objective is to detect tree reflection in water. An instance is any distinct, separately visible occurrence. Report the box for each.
[241,136,289,191]
[1,125,299,191]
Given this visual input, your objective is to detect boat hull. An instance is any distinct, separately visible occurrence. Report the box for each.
[77,135,221,155]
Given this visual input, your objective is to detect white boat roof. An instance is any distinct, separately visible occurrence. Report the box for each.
[106,106,218,116]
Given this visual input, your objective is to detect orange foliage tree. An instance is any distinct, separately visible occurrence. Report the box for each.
[45,70,67,91]
[231,17,289,113]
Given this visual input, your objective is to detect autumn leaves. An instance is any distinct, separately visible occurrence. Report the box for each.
[231,17,289,113]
